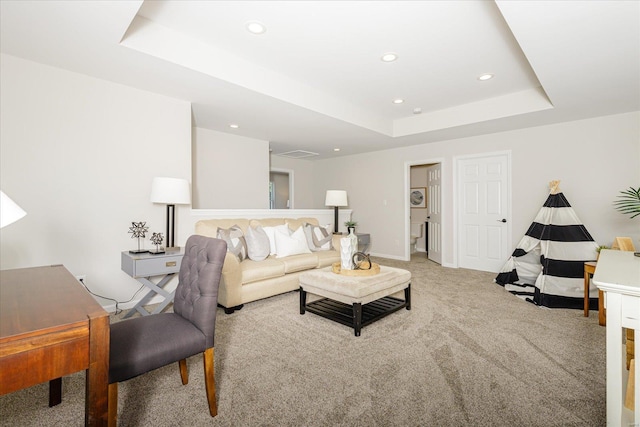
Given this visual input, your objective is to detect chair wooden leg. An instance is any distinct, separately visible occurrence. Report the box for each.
[179,359,188,385]
[203,347,217,417]
[108,382,118,427]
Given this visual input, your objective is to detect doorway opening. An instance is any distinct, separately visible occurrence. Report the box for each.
[269,168,294,209]
[407,159,443,265]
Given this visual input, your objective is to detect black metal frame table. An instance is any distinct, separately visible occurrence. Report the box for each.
[299,266,411,336]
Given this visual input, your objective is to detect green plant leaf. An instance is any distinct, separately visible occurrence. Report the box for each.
[613,186,640,219]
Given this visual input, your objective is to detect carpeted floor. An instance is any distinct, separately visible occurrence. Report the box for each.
[0,255,607,426]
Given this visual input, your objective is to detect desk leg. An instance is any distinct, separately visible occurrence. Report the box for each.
[634,337,639,423]
[584,270,590,317]
[49,378,62,407]
[605,292,623,425]
[86,314,109,426]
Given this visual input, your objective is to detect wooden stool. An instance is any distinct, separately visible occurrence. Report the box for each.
[584,261,605,325]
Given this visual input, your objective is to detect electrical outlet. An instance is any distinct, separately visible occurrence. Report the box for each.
[75,275,86,283]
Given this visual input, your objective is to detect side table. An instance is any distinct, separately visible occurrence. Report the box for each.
[121,249,184,318]
[356,233,370,253]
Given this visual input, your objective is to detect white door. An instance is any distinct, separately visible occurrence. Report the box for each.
[457,153,510,272]
[426,164,442,264]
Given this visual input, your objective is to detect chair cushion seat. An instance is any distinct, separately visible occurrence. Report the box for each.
[109,313,206,383]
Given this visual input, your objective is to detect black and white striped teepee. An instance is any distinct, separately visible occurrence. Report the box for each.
[495,181,599,309]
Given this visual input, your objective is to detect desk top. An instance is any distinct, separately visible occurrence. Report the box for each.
[0,265,107,340]
[593,249,640,297]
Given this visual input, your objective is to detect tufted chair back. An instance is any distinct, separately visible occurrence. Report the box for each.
[173,235,227,348]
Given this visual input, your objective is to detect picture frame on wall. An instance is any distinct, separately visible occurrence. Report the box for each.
[410,187,426,208]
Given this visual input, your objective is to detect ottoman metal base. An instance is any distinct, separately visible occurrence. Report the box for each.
[300,284,411,336]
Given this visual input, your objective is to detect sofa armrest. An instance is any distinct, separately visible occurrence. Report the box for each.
[217,251,243,308]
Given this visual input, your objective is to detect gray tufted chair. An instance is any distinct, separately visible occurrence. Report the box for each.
[108,235,227,426]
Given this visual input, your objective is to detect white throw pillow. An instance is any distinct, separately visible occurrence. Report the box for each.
[275,226,312,258]
[261,226,278,255]
[245,225,270,261]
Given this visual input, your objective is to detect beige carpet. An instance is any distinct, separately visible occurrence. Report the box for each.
[0,255,606,426]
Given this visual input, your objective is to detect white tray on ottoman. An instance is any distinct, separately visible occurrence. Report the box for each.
[299,265,411,336]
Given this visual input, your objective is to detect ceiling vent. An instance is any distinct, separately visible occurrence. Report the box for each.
[275,150,319,159]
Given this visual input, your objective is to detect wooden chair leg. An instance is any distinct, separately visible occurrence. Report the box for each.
[203,347,217,417]
[108,382,118,427]
[179,359,188,385]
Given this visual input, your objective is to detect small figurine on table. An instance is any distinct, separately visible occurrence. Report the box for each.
[128,221,149,254]
[149,232,165,255]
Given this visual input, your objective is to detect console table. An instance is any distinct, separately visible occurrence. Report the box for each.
[121,249,184,318]
[593,249,639,425]
[0,265,109,425]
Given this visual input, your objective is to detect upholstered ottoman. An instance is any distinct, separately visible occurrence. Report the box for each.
[299,266,411,336]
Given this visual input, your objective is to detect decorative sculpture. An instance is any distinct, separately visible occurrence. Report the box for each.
[128,221,149,254]
[149,232,165,255]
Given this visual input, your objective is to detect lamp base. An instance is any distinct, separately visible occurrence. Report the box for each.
[129,249,149,254]
[149,248,166,255]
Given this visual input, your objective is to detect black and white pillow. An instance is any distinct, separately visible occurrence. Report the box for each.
[216,225,248,261]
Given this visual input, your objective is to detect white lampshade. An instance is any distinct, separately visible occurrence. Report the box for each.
[0,190,27,228]
[325,190,348,207]
[150,177,191,205]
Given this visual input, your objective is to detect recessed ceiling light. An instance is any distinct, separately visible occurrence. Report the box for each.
[393,99,404,104]
[246,21,266,35]
[413,108,422,114]
[381,52,398,62]
[334,148,340,152]
[229,124,239,129]
[478,73,494,81]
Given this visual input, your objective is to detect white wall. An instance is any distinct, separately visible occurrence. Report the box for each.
[315,112,640,265]
[0,54,192,308]
[193,127,270,209]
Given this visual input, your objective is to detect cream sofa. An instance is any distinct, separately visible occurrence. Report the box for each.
[195,217,341,313]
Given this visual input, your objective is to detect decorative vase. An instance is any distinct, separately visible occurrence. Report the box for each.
[341,237,355,270]
[349,228,358,255]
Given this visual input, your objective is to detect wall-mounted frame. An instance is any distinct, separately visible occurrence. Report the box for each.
[410,187,426,208]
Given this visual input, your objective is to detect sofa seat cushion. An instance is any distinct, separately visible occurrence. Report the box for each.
[279,253,320,273]
[240,258,285,285]
[314,250,341,268]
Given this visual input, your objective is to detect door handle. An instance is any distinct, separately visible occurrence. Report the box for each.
[497,219,507,223]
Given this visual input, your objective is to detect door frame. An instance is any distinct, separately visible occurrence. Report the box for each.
[453,150,512,270]
[404,158,445,262]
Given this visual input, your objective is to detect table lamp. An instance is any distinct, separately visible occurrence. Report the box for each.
[0,190,27,228]
[150,177,191,250]
[325,190,348,234]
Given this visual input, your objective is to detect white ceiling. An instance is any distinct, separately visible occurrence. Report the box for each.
[1,1,638,159]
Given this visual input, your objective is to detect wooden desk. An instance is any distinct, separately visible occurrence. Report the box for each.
[593,250,640,426]
[0,265,109,426]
